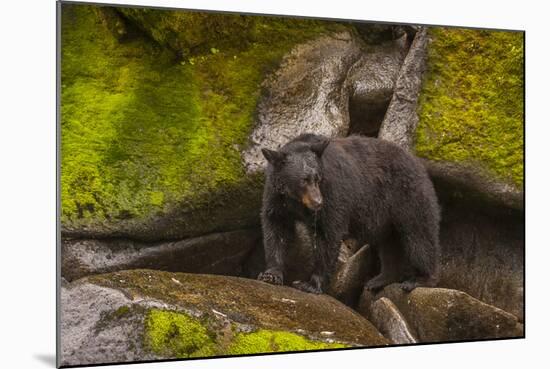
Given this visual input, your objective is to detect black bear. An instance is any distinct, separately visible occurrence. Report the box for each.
[257,133,440,293]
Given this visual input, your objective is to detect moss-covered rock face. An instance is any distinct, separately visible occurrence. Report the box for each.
[144,309,217,358]
[416,28,524,187]
[61,4,348,238]
[60,270,387,366]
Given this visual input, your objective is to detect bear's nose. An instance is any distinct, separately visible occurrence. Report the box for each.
[310,197,323,210]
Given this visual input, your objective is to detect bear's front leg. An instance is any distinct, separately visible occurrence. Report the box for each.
[257,216,293,286]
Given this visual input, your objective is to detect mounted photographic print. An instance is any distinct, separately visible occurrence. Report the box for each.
[57,0,525,367]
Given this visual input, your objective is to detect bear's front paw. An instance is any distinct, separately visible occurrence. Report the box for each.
[258,271,283,285]
[292,280,323,294]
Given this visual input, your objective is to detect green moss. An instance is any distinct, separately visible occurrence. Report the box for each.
[144,309,217,358]
[228,329,347,355]
[416,28,524,186]
[143,308,347,359]
[61,4,348,227]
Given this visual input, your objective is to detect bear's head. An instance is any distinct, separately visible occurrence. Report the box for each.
[261,139,329,211]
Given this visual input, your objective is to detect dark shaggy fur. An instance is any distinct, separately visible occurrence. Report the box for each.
[258,133,440,294]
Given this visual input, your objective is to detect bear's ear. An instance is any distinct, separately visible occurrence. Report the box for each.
[262,148,286,167]
[310,139,329,158]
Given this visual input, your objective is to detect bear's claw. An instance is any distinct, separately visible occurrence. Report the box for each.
[257,271,283,285]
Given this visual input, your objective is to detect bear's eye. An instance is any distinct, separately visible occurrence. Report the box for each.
[301,178,308,186]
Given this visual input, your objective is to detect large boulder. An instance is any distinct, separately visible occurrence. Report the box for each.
[61,229,261,281]
[243,30,409,172]
[60,270,388,366]
[242,30,363,173]
[358,284,523,343]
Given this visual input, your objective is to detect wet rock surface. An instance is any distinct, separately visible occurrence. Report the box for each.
[60,270,388,366]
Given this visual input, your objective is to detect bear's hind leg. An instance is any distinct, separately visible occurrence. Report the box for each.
[364,238,404,292]
[397,219,440,292]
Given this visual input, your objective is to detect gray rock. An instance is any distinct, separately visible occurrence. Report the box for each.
[62,229,261,281]
[358,284,523,343]
[347,36,409,136]
[329,243,373,306]
[242,31,363,173]
[242,30,409,173]
[369,297,417,344]
[378,27,428,150]
[60,270,388,366]
[60,282,158,366]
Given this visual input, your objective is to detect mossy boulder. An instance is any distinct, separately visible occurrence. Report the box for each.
[415,28,524,191]
[60,270,387,366]
[60,4,351,240]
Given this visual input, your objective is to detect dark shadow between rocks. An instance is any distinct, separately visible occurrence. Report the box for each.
[348,96,390,137]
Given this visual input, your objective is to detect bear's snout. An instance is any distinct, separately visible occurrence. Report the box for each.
[302,185,323,211]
